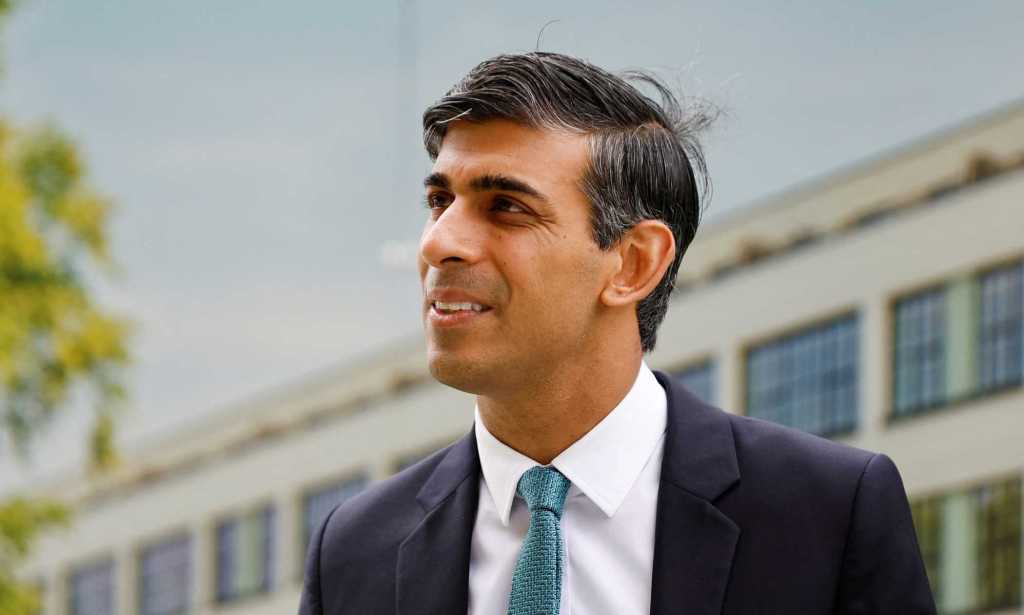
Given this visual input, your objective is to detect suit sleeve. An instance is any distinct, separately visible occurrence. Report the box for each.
[835,453,937,614]
[297,506,334,615]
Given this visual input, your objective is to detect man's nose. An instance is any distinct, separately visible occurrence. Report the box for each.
[419,202,484,268]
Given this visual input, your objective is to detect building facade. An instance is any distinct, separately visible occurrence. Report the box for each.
[17,101,1024,615]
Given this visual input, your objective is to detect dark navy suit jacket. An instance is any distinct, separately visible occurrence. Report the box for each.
[298,371,936,614]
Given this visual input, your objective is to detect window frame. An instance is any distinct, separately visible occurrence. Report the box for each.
[885,254,1024,424]
[974,477,1022,611]
[977,259,1024,394]
[908,472,1023,614]
[135,528,193,615]
[891,283,948,417]
[212,498,277,605]
[66,554,117,615]
[741,309,861,439]
[909,495,944,607]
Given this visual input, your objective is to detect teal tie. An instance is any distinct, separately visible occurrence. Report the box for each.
[506,466,572,615]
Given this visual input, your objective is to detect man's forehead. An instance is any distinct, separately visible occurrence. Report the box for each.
[431,119,589,188]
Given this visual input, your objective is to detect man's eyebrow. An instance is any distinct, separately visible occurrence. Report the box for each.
[423,172,450,190]
[471,174,550,204]
[423,172,551,205]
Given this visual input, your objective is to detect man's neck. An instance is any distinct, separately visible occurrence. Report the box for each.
[476,353,643,464]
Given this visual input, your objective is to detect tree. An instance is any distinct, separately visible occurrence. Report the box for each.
[0,3,134,612]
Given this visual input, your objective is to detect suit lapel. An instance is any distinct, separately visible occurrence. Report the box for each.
[396,429,480,615]
[394,373,741,615]
[650,371,742,615]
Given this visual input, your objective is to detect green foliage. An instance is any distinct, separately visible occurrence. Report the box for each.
[0,2,134,611]
[0,498,68,615]
[1,121,134,468]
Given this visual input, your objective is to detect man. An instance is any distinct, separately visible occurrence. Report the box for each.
[299,52,936,614]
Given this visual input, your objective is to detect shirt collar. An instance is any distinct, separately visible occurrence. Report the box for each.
[474,360,667,526]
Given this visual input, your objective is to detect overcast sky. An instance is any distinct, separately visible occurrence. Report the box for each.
[2,1,1022,490]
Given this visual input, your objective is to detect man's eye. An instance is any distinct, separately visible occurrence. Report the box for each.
[424,193,451,209]
[493,198,526,214]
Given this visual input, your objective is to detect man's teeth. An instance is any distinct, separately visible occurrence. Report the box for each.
[434,301,487,312]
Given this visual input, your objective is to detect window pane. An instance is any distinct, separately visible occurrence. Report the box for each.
[69,558,115,615]
[975,478,1022,611]
[216,504,276,603]
[746,314,859,437]
[893,288,947,415]
[215,520,238,602]
[672,359,716,404]
[237,513,262,593]
[139,533,191,615]
[978,261,1024,392]
[910,497,944,607]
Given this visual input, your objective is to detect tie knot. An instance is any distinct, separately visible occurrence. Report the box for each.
[516,466,571,517]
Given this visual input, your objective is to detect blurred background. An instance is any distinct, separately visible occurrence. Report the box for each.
[1,1,1022,614]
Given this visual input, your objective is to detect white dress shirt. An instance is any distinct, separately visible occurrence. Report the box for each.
[468,361,668,615]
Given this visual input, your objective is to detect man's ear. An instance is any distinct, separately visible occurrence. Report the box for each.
[600,220,676,308]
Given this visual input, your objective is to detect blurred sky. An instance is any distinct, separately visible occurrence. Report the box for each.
[2,0,1023,490]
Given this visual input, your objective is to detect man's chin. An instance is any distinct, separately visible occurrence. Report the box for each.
[425,349,490,395]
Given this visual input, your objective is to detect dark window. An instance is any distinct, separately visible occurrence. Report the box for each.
[745,314,859,437]
[68,558,115,615]
[910,497,944,607]
[893,288,947,416]
[978,261,1024,392]
[672,359,716,404]
[216,505,276,603]
[138,533,191,615]
[975,478,1022,611]
[301,476,367,557]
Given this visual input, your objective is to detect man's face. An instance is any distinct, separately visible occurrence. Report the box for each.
[418,119,613,395]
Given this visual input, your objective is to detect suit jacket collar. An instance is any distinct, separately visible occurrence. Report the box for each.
[650,370,741,615]
[395,370,742,615]
[396,429,479,614]
[654,370,740,500]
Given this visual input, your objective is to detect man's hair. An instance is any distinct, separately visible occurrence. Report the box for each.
[422,52,713,352]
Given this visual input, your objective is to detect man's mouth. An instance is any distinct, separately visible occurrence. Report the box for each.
[431,301,492,314]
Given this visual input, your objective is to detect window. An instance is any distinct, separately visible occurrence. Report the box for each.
[978,261,1023,392]
[893,288,947,416]
[672,359,716,404]
[138,533,191,615]
[910,497,944,606]
[301,475,367,557]
[910,475,1023,614]
[216,504,275,603]
[745,314,859,437]
[68,558,115,615]
[893,262,1024,419]
[975,478,1021,611]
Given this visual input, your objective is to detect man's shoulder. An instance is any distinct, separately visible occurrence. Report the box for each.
[702,405,883,513]
[723,409,876,477]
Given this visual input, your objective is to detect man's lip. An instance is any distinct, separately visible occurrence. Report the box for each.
[425,289,493,309]
[427,303,493,327]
